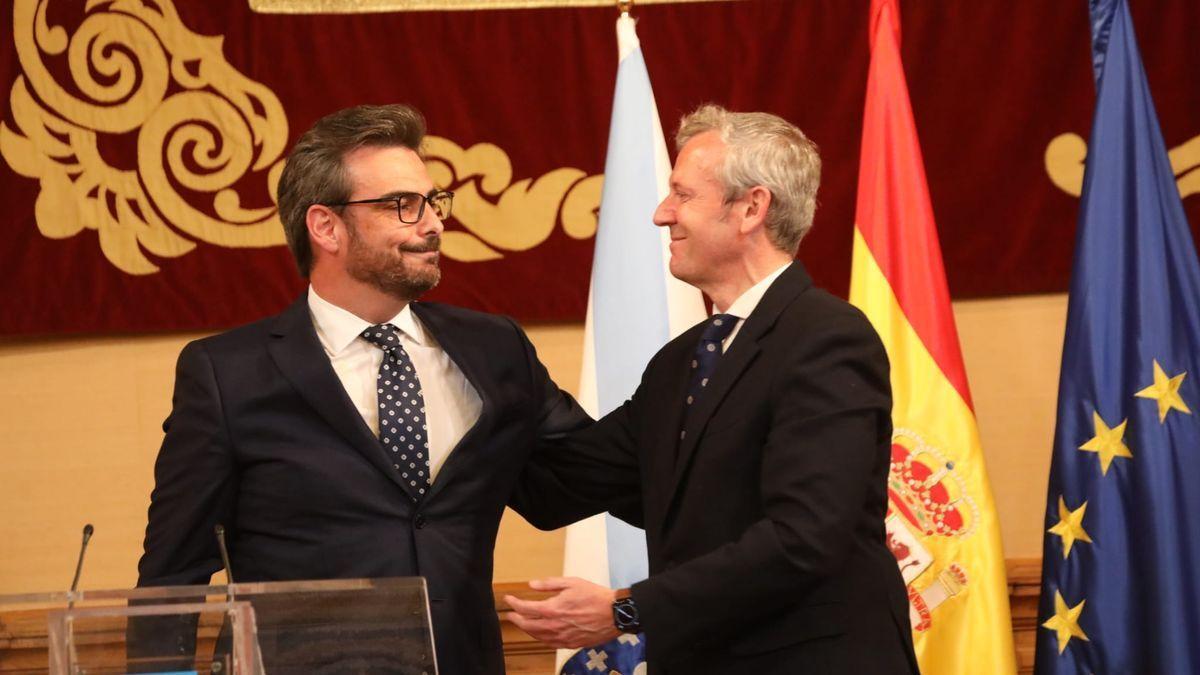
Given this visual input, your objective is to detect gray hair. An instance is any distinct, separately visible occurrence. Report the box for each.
[276,104,426,276]
[676,104,821,254]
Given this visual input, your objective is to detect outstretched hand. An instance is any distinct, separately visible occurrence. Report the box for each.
[503,577,622,648]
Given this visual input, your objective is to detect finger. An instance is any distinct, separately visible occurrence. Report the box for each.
[505,595,551,617]
[501,611,553,625]
[506,612,568,641]
[504,594,537,612]
[504,610,542,633]
[503,611,534,630]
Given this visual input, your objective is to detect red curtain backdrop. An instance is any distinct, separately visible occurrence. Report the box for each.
[1,0,1197,335]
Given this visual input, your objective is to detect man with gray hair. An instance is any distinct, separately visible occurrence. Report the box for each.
[138,104,591,674]
[506,105,919,673]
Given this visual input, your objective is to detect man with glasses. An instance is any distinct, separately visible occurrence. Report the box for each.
[137,104,591,674]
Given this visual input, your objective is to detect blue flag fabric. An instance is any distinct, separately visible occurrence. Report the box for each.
[1035,1,1200,673]
[561,635,646,675]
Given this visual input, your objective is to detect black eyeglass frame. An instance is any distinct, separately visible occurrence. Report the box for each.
[322,189,454,224]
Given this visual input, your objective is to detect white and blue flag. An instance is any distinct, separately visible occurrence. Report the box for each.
[558,10,706,675]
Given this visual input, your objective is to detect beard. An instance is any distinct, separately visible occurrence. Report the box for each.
[345,225,442,301]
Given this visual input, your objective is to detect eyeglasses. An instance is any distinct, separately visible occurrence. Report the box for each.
[324,190,454,224]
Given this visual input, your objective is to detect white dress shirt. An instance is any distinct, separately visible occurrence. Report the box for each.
[307,287,482,482]
[717,262,792,352]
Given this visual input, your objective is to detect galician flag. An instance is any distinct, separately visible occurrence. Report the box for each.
[848,0,1016,673]
[557,9,706,674]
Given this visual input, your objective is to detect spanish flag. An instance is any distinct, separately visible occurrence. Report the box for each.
[848,1,1016,673]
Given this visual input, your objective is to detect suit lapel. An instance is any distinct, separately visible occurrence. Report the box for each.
[409,303,495,503]
[267,296,416,497]
[660,264,813,531]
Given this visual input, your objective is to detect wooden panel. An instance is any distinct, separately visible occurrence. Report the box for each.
[1007,557,1042,675]
[2,567,1045,674]
[494,582,557,674]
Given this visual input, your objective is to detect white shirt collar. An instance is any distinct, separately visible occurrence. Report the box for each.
[720,262,792,319]
[308,286,428,355]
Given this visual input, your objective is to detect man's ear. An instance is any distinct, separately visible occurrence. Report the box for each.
[307,204,342,256]
[738,186,773,235]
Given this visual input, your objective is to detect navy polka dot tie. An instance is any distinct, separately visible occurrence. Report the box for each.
[680,314,738,441]
[361,324,430,501]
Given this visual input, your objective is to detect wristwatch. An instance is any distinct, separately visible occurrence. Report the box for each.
[612,589,642,633]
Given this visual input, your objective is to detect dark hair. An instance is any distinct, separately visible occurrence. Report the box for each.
[276,104,426,276]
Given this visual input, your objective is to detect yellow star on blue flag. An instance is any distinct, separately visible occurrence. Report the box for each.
[1048,496,1092,559]
[1134,360,1191,423]
[1036,0,1200,672]
[1078,411,1132,475]
[1042,590,1089,654]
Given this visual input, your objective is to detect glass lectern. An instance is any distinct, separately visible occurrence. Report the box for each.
[0,577,436,674]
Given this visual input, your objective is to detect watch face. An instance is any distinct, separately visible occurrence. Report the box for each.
[614,597,640,632]
[616,604,637,622]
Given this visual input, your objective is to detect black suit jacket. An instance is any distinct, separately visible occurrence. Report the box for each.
[527,264,920,674]
[137,296,589,674]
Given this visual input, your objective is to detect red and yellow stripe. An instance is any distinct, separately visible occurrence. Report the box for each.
[849,1,1016,673]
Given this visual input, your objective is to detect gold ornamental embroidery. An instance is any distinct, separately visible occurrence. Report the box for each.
[1045,131,1200,199]
[249,0,737,13]
[2,0,603,274]
[425,136,601,262]
[1,0,290,275]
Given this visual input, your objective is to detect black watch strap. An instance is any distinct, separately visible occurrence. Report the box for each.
[612,596,642,633]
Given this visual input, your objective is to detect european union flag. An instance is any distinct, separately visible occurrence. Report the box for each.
[1035,0,1200,673]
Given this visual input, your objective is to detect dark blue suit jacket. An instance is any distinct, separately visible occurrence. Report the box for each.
[529,264,920,674]
[138,296,590,674]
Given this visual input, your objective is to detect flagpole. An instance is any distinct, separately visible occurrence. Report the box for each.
[557,1,705,671]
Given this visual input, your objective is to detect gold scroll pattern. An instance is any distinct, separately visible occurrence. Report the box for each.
[1,0,601,275]
[1045,132,1200,200]
[426,136,602,262]
[250,0,737,13]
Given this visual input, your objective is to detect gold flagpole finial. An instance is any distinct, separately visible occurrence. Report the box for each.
[617,0,633,15]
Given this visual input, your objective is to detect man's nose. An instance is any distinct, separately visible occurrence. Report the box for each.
[652,198,673,227]
[418,203,445,235]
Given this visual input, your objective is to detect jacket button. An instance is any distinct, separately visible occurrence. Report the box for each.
[414,514,427,529]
